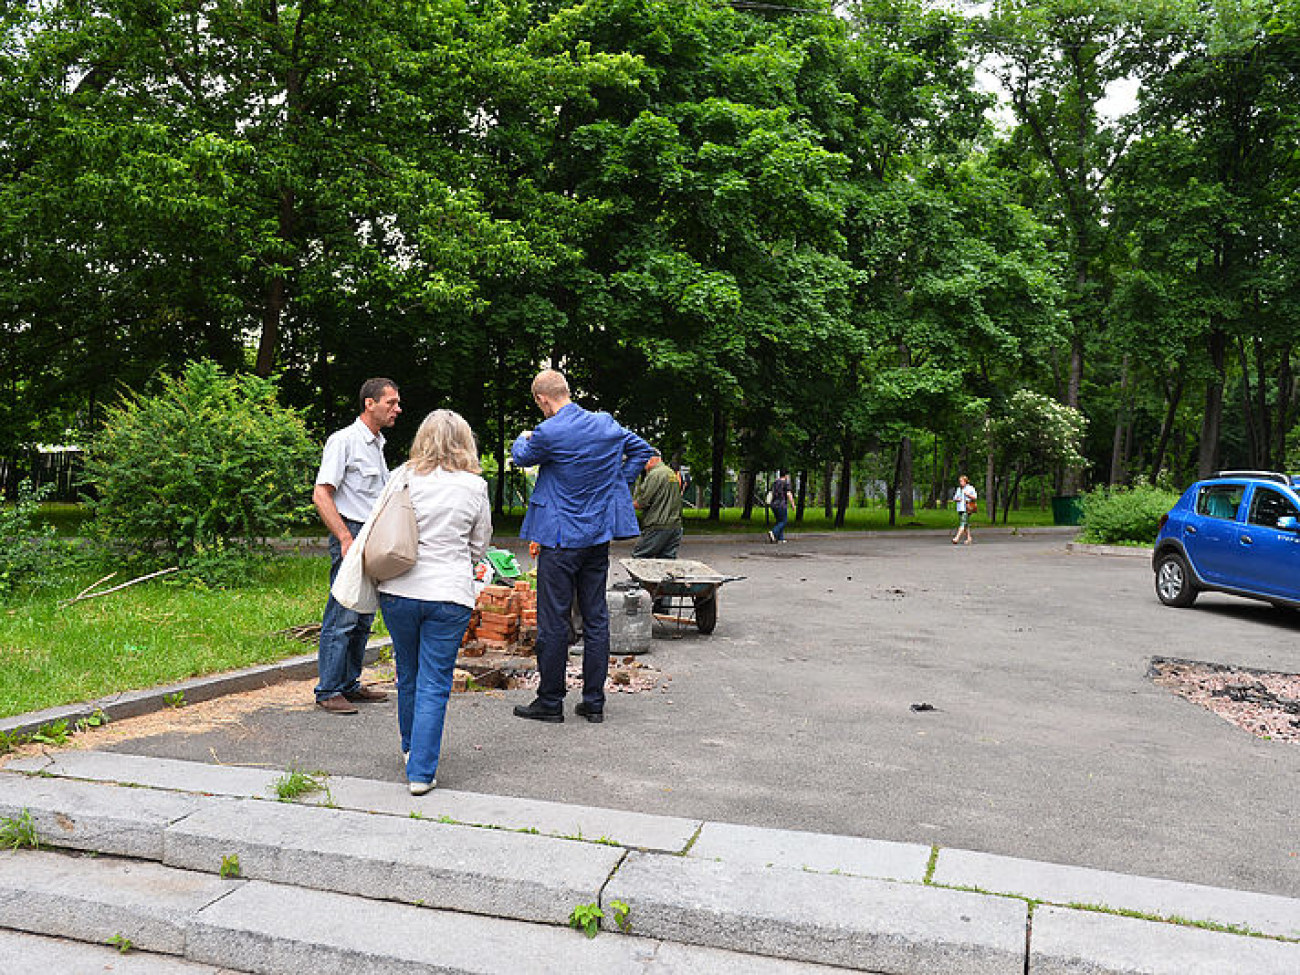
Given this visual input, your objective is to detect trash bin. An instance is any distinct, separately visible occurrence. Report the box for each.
[1051,495,1083,526]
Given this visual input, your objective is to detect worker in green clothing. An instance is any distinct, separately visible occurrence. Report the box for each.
[631,455,683,559]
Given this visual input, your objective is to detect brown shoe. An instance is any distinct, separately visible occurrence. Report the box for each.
[316,695,359,714]
[344,685,389,703]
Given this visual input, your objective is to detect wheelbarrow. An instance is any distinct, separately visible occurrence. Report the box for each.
[618,558,744,635]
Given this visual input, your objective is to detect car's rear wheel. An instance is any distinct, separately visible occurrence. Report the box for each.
[1155,552,1198,607]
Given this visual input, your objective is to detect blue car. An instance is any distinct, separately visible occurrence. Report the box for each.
[1153,471,1300,609]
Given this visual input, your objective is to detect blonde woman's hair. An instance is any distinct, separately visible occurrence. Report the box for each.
[407,409,481,475]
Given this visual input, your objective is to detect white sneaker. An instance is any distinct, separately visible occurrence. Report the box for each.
[409,779,435,796]
[767,530,775,543]
[403,751,409,763]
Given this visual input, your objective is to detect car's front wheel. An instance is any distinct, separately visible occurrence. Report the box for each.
[1155,552,1199,608]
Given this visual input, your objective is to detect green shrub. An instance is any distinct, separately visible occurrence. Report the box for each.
[0,480,80,599]
[85,361,316,562]
[1078,483,1180,545]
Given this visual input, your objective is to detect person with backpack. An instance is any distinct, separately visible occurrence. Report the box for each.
[952,474,978,545]
[767,470,794,543]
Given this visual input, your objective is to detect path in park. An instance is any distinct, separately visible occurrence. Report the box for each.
[90,529,1300,897]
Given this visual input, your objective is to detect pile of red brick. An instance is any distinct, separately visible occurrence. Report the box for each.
[462,581,537,656]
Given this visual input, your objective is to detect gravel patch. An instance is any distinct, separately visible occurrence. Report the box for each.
[1151,657,1300,743]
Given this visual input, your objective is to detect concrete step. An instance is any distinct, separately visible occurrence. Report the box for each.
[607,850,1028,974]
[933,846,1300,941]
[0,769,620,926]
[8,750,699,852]
[0,928,232,974]
[3,754,1299,975]
[0,848,237,956]
[0,847,855,974]
[1030,905,1300,975]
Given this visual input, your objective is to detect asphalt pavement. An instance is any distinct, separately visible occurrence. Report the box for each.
[93,527,1300,898]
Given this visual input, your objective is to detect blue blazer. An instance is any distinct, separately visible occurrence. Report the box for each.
[512,403,655,548]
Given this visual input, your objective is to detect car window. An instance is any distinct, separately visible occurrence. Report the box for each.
[1247,486,1299,529]
[1195,485,1243,520]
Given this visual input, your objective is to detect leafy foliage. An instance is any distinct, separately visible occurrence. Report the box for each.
[85,361,315,560]
[0,479,78,599]
[1079,482,1181,545]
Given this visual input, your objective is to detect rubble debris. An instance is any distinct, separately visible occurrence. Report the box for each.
[1151,658,1300,743]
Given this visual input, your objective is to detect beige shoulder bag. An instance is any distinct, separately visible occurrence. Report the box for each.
[363,466,418,581]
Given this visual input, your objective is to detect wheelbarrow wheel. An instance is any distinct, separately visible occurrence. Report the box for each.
[694,593,718,634]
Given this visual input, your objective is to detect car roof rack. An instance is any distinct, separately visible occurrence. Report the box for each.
[1212,470,1292,485]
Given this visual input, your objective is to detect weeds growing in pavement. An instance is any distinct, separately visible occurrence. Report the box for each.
[219,854,241,879]
[273,767,327,802]
[0,809,39,850]
[107,934,133,954]
[164,691,186,708]
[609,900,631,933]
[568,902,604,938]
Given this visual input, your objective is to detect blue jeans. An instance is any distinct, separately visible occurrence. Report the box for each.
[316,518,374,702]
[379,594,472,784]
[772,506,789,541]
[535,544,610,711]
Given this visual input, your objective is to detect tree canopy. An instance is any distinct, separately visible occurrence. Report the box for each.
[3,0,1299,517]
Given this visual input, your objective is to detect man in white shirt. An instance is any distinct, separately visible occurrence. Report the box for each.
[313,378,402,714]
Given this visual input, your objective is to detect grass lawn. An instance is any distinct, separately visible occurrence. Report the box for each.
[29,501,1058,539]
[0,556,334,719]
[684,504,1058,534]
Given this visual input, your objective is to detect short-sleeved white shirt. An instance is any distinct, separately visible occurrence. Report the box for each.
[954,484,977,512]
[316,418,389,523]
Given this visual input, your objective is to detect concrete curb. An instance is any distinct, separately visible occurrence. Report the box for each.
[1066,541,1152,558]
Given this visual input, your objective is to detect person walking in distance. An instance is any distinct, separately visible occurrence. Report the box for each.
[952,474,977,546]
[767,470,794,543]
[312,378,401,714]
[511,369,655,725]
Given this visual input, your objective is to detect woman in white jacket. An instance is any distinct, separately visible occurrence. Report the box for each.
[378,410,492,794]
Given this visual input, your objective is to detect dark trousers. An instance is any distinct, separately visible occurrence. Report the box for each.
[535,543,610,710]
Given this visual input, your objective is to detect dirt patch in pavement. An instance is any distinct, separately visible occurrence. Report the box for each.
[0,671,365,767]
[0,652,666,767]
[1151,657,1300,743]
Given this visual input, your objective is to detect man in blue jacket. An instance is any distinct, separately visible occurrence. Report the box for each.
[511,369,656,724]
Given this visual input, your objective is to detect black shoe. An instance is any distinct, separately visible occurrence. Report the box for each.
[513,700,564,723]
[574,702,604,724]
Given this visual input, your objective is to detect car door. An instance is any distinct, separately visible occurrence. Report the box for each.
[1233,485,1300,600]
[1181,483,1245,585]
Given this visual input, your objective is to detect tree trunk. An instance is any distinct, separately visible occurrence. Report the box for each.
[1274,346,1295,467]
[795,468,808,523]
[835,434,853,528]
[823,458,834,519]
[1149,372,1184,483]
[255,187,294,377]
[1061,335,1084,493]
[1236,337,1260,467]
[739,470,756,521]
[898,436,914,517]
[1109,355,1130,486]
[493,342,506,516]
[1198,329,1227,478]
[708,404,726,521]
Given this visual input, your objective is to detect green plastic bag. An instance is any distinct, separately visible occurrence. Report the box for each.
[485,548,522,579]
